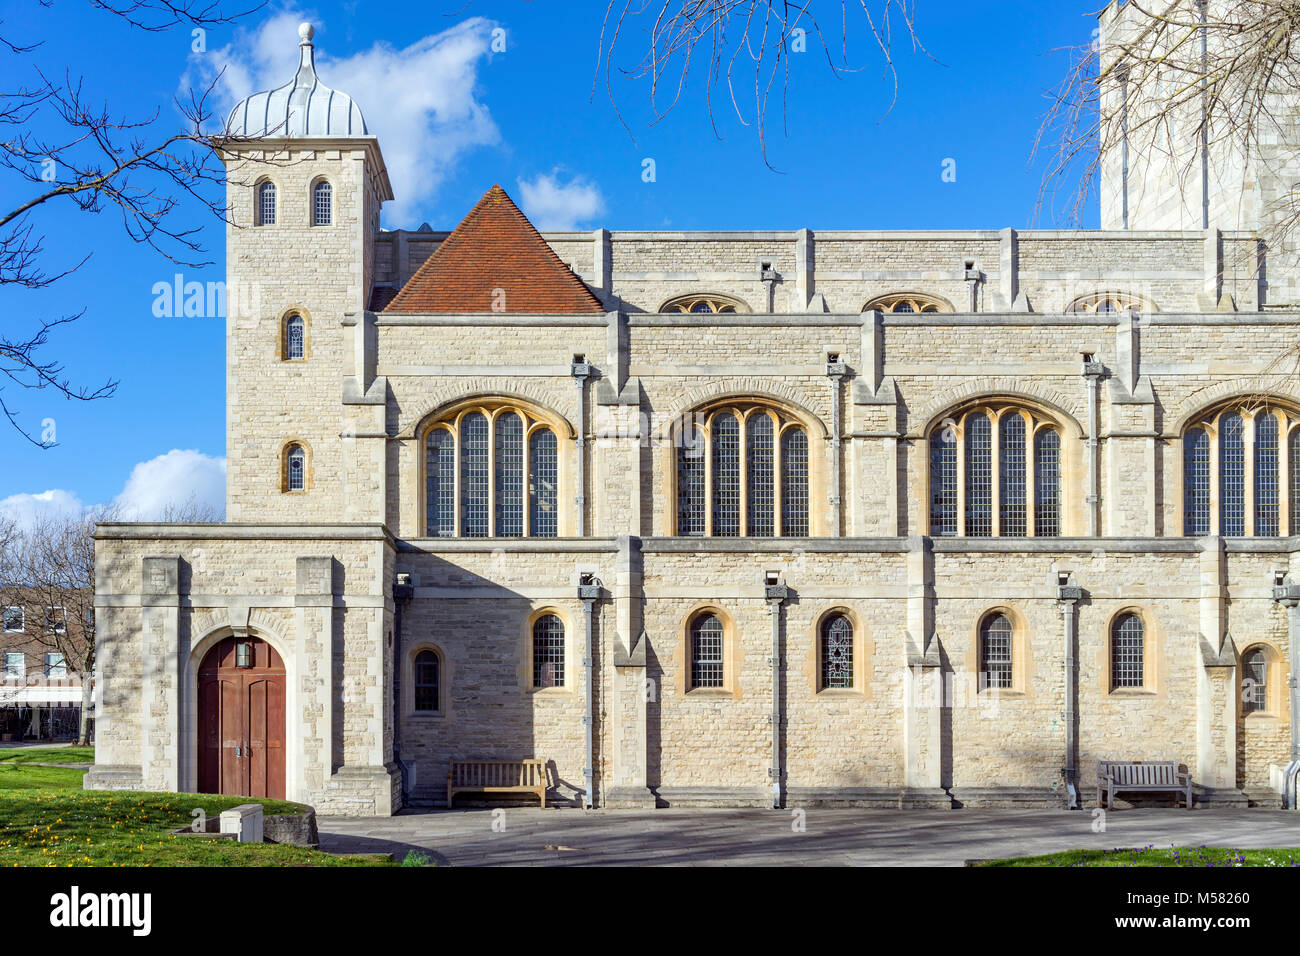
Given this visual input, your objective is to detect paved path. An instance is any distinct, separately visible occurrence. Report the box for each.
[318,807,1300,866]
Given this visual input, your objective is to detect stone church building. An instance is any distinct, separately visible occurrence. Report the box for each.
[88,4,1300,814]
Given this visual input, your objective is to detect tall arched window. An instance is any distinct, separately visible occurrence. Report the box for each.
[285,313,305,360]
[964,412,992,536]
[999,413,1027,537]
[1110,613,1145,689]
[256,180,276,226]
[423,403,564,538]
[820,614,854,690]
[1183,427,1211,535]
[1242,647,1268,715]
[532,614,565,688]
[689,613,724,689]
[929,403,1064,537]
[1034,428,1060,536]
[413,650,440,712]
[675,403,812,536]
[312,180,332,226]
[286,444,306,492]
[979,613,1014,689]
[425,429,455,537]
[1183,404,1300,536]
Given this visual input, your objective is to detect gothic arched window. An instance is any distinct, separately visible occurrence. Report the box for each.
[1183,404,1300,536]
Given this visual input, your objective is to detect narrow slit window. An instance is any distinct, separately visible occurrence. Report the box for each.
[1219,412,1245,537]
[746,413,774,537]
[780,427,809,536]
[980,614,1013,690]
[425,428,455,537]
[494,412,524,537]
[256,181,276,226]
[690,613,725,688]
[1242,648,1267,714]
[1255,413,1279,536]
[528,428,558,538]
[286,445,306,492]
[413,650,440,712]
[460,412,489,537]
[312,180,332,226]
[999,413,1027,537]
[1034,428,1060,537]
[1184,427,1211,535]
[1111,613,1145,689]
[964,412,992,537]
[285,314,304,360]
[532,615,565,688]
[677,422,706,536]
[711,413,741,537]
[930,428,958,536]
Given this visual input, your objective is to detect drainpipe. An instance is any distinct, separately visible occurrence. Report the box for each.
[826,355,847,535]
[578,573,602,809]
[1057,573,1082,809]
[1270,581,1300,808]
[1081,353,1105,536]
[571,356,591,537]
[765,572,789,809]
[392,572,414,807]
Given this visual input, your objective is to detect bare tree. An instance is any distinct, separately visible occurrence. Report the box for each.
[1035,0,1300,239]
[0,0,263,445]
[592,0,926,166]
[0,508,111,745]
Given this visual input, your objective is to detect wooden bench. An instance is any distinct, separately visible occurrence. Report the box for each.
[447,759,548,808]
[1096,760,1193,809]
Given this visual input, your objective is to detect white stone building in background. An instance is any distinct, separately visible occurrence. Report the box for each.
[87,9,1300,815]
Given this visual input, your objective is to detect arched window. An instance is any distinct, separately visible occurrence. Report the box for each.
[532,614,565,688]
[425,428,455,537]
[1110,613,1145,689]
[256,180,276,226]
[1066,291,1155,313]
[979,613,1014,689]
[660,294,747,314]
[286,444,306,492]
[1183,404,1300,536]
[863,293,953,313]
[820,614,854,690]
[1183,427,1211,535]
[689,613,724,689]
[1034,428,1060,536]
[423,403,564,538]
[928,403,1064,537]
[285,313,305,360]
[1242,647,1268,715]
[675,405,811,536]
[964,412,992,536]
[413,650,440,712]
[312,180,332,226]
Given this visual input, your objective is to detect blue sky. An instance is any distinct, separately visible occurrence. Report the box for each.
[0,0,1103,522]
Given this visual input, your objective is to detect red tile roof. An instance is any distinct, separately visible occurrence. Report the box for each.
[381,185,605,314]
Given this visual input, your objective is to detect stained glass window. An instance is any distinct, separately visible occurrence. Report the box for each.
[286,314,304,360]
[821,615,853,689]
[287,445,305,492]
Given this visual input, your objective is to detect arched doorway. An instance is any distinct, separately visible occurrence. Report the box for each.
[198,636,286,799]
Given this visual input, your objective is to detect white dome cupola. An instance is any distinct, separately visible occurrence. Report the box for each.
[226,22,368,138]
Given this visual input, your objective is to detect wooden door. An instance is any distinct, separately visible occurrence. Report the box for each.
[197,637,286,799]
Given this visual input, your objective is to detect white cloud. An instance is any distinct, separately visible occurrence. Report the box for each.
[188,10,501,222]
[516,171,607,230]
[0,490,87,532]
[113,450,226,521]
[0,450,226,533]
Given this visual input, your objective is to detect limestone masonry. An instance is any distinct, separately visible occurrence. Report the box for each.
[87,5,1300,814]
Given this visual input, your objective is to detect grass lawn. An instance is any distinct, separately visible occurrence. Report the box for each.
[0,746,96,765]
[0,760,398,867]
[977,845,1300,867]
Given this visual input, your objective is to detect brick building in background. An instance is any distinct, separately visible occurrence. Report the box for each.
[87,5,1299,813]
[0,597,93,741]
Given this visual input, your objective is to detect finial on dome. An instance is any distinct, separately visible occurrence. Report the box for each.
[298,22,314,43]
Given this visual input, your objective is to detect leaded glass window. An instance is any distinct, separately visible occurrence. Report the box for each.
[999,413,1026,537]
[820,614,853,689]
[1291,429,1300,536]
[256,180,276,225]
[287,445,305,492]
[746,413,774,537]
[711,412,741,537]
[286,314,304,360]
[964,412,992,536]
[414,650,439,712]
[1184,427,1211,535]
[528,428,558,538]
[425,428,455,537]
[1242,648,1267,714]
[1255,413,1279,536]
[930,429,958,536]
[533,614,565,688]
[980,613,1013,690]
[781,428,809,536]
[690,613,724,689]
[1034,428,1060,537]
[313,180,332,226]
[1220,412,1245,537]
[677,422,706,536]
[494,412,524,537]
[1111,613,1145,689]
[460,412,490,537]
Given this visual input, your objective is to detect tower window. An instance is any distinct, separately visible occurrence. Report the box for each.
[256,180,276,226]
[313,180,332,226]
